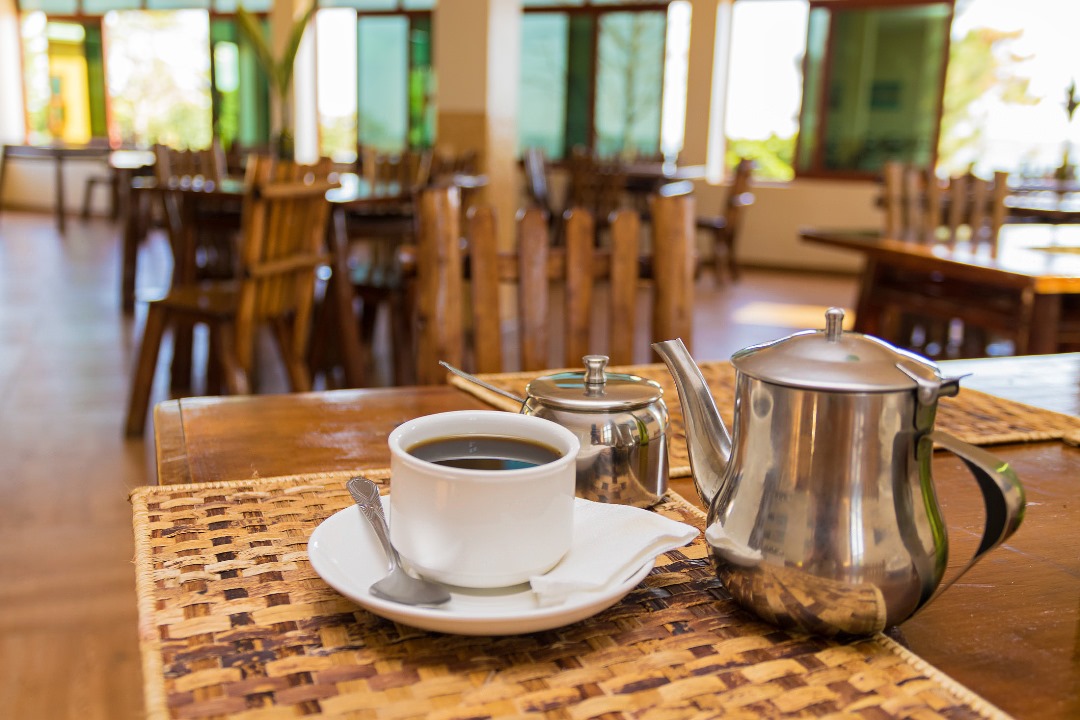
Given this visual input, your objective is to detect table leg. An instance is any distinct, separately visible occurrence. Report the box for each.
[55,152,66,234]
[120,175,140,314]
[1027,293,1062,354]
[328,207,367,387]
[853,259,885,336]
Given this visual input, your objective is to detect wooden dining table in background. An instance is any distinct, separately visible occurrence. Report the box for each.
[801,223,1080,354]
[147,353,1080,720]
[0,142,115,233]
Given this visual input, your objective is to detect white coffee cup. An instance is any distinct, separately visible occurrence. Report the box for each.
[387,410,579,588]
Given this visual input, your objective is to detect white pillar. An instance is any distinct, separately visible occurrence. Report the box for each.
[433,0,522,247]
[683,0,731,184]
[0,0,25,144]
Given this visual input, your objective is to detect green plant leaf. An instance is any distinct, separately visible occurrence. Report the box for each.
[235,6,278,92]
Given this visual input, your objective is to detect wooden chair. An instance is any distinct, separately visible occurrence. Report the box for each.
[874,163,1019,357]
[124,155,337,436]
[408,184,695,385]
[565,146,628,241]
[882,162,1008,241]
[696,158,755,281]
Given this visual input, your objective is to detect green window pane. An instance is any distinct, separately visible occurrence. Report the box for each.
[321,0,397,9]
[564,13,592,154]
[148,0,211,8]
[83,0,140,14]
[402,0,436,9]
[358,15,408,152]
[214,0,272,12]
[408,15,433,149]
[796,6,828,172]
[84,23,107,137]
[800,3,950,175]
[594,10,664,157]
[519,12,568,158]
[18,0,77,13]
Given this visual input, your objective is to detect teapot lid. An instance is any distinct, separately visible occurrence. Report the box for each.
[730,308,942,392]
[526,355,664,411]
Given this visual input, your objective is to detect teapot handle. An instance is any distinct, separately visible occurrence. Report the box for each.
[925,430,1026,603]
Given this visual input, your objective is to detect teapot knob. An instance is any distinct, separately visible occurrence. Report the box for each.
[583,355,608,387]
[825,307,845,342]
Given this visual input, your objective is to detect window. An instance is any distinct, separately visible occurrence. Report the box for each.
[724,0,807,181]
[312,4,434,156]
[938,0,1080,178]
[20,13,102,144]
[16,2,269,151]
[795,0,952,178]
[518,1,687,160]
[104,10,213,149]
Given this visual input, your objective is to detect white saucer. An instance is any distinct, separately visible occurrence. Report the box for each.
[307,497,654,635]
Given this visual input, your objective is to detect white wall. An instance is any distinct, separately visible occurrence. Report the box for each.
[693,178,876,272]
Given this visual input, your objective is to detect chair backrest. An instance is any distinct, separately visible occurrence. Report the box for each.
[153,141,225,185]
[565,146,627,225]
[882,161,1008,241]
[361,147,432,196]
[410,184,694,384]
[232,154,337,371]
[431,148,479,181]
[725,158,756,238]
[522,146,554,217]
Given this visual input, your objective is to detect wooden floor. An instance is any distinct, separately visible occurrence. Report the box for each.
[0,209,856,718]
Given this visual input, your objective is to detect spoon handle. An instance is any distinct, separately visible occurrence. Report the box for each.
[346,476,399,572]
[439,361,526,404]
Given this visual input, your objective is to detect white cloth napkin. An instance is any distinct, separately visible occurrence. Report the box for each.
[529,498,699,606]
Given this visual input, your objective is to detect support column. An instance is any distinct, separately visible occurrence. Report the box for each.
[433,0,522,247]
[271,0,318,162]
[0,0,23,146]
[683,0,729,184]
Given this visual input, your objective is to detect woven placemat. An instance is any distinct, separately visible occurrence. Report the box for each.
[448,361,1080,478]
[131,470,1011,720]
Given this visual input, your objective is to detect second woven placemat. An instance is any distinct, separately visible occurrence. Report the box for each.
[448,360,1080,478]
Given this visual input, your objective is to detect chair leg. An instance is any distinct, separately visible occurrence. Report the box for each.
[725,232,740,282]
[210,320,250,395]
[125,303,169,437]
[270,316,313,392]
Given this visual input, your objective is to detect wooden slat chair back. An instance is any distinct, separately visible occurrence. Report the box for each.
[882,162,1008,241]
[696,158,755,281]
[361,147,432,197]
[411,185,694,385]
[877,162,1022,358]
[565,147,628,231]
[124,155,337,436]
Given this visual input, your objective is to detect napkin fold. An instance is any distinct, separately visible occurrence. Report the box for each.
[529,498,699,607]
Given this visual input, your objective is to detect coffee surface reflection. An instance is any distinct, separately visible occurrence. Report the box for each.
[407,435,561,471]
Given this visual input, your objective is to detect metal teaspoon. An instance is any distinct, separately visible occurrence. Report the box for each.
[346,476,452,607]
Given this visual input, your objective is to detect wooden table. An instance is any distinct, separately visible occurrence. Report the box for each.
[149,354,1080,719]
[0,142,114,233]
[801,224,1080,354]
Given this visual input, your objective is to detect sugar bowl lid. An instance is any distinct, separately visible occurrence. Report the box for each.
[730,307,943,393]
[526,355,664,411]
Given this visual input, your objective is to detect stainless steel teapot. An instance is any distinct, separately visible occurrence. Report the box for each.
[653,308,1026,636]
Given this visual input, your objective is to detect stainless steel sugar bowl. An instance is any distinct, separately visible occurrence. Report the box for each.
[522,355,669,507]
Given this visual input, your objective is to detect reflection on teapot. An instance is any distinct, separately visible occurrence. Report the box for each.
[653,308,1026,637]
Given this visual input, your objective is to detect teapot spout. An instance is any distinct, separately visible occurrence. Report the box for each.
[652,339,732,508]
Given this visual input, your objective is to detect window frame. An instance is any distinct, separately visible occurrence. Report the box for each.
[794,0,955,181]
[523,1,672,160]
